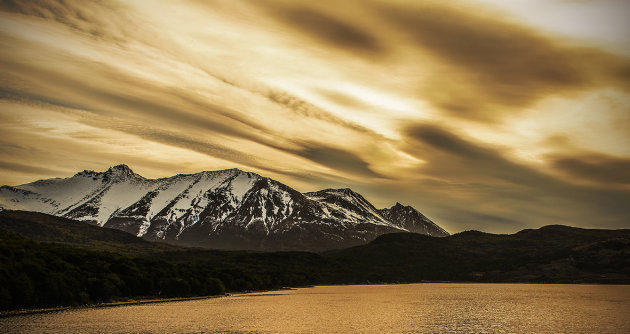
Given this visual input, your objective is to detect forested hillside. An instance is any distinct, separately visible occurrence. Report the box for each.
[1,211,628,311]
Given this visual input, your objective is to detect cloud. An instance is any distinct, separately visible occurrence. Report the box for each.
[265,90,380,136]
[1,63,388,182]
[439,207,522,229]
[0,14,391,186]
[0,160,66,176]
[316,88,372,109]
[0,0,133,42]
[256,0,630,122]
[0,51,282,151]
[401,123,630,230]
[291,142,384,178]
[111,126,261,169]
[550,154,630,185]
[272,5,384,55]
[406,124,556,187]
[376,2,630,121]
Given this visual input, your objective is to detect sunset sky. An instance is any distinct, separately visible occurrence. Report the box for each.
[1,0,629,233]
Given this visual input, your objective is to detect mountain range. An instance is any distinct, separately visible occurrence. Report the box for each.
[0,164,448,251]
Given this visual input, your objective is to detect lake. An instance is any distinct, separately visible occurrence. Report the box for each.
[2,283,629,333]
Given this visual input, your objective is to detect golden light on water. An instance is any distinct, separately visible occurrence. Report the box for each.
[3,284,630,333]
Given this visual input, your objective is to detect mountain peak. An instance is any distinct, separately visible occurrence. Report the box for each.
[337,188,357,196]
[318,188,360,196]
[109,163,132,171]
[390,202,416,212]
[75,169,98,177]
[305,188,368,203]
[204,167,257,178]
[379,202,449,237]
[105,164,135,178]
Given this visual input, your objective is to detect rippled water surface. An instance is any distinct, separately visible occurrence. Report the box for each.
[2,284,629,333]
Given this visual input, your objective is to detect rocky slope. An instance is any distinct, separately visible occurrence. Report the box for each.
[0,164,448,250]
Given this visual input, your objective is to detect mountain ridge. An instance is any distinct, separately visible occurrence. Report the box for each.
[0,164,448,251]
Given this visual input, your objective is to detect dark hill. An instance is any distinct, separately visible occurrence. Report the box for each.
[0,210,179,255]
[1,210,628,311]
[327,225,630,283]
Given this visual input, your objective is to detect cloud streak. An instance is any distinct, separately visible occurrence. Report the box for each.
[401,123,630,231]
[376,2,630,121]
[0,0,135,42]
[551,154,630,185]
[273,5,384,55]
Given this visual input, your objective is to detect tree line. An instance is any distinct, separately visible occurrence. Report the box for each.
[0,230,320,310]
[2,223,628,311]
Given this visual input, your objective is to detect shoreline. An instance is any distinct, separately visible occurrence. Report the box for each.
[3,282,626,317]
[0,294,225,318]
[0,286,301,318]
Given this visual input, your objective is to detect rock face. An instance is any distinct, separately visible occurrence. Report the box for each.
[0,164,449,251]
[378,203,449,237]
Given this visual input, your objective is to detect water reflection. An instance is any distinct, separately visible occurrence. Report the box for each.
[2,284,629,333]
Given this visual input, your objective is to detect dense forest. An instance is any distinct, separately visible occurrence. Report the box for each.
[0,229,322,310]
[1,211,629,311]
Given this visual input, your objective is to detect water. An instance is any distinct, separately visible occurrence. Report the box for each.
[2,284,629,333]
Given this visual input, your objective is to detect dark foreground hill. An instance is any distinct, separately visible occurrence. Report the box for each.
[327,226,630,283]
[0,211,178,256]
[1,211,628,311]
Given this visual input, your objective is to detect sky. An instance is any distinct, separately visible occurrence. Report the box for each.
[0,0,629,234]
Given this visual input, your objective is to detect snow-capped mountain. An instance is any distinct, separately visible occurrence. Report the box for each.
[379,203,448,237]
[0,164,449,251]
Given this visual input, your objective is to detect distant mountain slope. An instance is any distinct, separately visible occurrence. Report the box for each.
[378,202,448,236]
[0,165,448,251]
[327,225,630,283]
[0,210,178,256]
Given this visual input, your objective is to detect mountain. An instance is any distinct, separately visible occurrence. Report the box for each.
[0,164,448,251]
[0,210,178,256]
[327,225,630,284]
[378,202,448,236]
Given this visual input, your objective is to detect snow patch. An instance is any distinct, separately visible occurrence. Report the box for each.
[229,172,259,201]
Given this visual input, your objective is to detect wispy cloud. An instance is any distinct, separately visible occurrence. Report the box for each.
[376,2,630,121]
[550,153,630,185]
[272,5,385,56]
